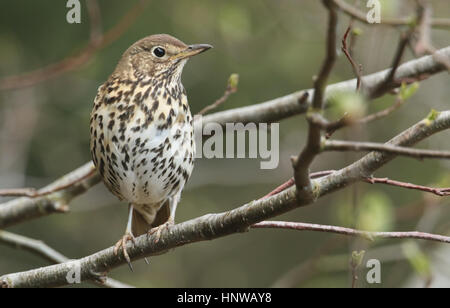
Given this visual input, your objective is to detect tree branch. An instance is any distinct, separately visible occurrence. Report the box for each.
[2,110,449,288]
[0,163,96,198]
[261,172,450,201]
[323,139,450,160]
[0,49,449,230]
[332,0,450,28]
[370,30,413,98]
[292,0,337,197]
[0,162,100,228]
[413,0,450,71]
[316,111,450,197]
[341,23,363,91]
[364,177,450,197]
[252,221,450,244]
[197,74,239,116]
[1,48,445,232]
[200,47,450,127]
[308,93,407,138]
[0,230,133,288]
[0,0,151,91]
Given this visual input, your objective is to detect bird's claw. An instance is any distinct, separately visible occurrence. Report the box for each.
[113,232,136,271]
[89,269,108,284]
[148,220,174,244]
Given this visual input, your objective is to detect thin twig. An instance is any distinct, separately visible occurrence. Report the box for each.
[292,0,337,196]
[259,170,334,200]
[356,96,406,124]
[1,51,448,228]
[252,221,450,244]
[311,1,338,111]
[0,0,150,91]
[197,74,239,116]
[413,1,450,71]
[414,0,433,56]
[364,177,450,196]
[309,95,406,138]
[261,172,450,201]
[0,230,133,288]
[333,0,450,28]
[341,23,363,91]
[0,164,96,198]
[370,31,413,98]
[0,162,101,228]
[0,188,39,198]
[86,0,103,46]
[1,110,450,287]
[350,249,366,288]
[200,47,450,127]
[323,139,450,160]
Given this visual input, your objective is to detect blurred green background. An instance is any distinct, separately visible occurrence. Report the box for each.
[0,0,449,287]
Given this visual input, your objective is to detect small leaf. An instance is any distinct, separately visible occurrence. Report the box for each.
[399,82,419,101]
[426,109,440,122]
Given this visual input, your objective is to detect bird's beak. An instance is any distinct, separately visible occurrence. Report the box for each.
[172,44,213,60]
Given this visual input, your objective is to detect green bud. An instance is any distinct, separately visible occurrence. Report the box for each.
[228,73,239,91]
[351,250,366,268]
[399,82,419,101]
[352,27,363,36]
[426,109,440,122]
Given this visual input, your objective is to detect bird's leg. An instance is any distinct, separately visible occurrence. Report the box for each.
[148,197,178,243]
[113,205,136,271]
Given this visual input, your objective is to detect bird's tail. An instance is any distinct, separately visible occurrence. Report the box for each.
[131,200,170,237]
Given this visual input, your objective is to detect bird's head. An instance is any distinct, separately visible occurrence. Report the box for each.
[115,34,212,81]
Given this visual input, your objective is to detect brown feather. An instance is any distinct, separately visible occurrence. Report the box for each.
[131,200,170,237]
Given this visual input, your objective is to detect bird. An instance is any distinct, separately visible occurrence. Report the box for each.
[89,34,212,269]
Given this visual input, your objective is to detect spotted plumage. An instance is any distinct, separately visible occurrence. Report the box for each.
[90,34,212,267]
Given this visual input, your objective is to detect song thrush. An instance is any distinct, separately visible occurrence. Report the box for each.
[90,34,212,269]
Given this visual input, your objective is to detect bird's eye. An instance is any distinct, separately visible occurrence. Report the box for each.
[153,47,166,58]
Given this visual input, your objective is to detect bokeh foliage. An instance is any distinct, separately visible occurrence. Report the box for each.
[0,0,449,287]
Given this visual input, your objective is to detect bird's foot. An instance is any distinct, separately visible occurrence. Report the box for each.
[113,232,136,271]
[147,219,174,244]
[89,269,108,284]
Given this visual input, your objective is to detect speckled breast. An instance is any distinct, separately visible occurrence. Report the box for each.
[90,76,195,207]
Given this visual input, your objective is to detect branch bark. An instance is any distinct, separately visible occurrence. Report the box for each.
[0,162,100,228]
[2,50,447,229]
[292,0,338,198]
[200,47,450,127]
[252,221,450,244]
[2,110,450,288]
[260,172,450,200]
[0,230,133,288]
[333,0,450,28]
[323,139,450,160]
